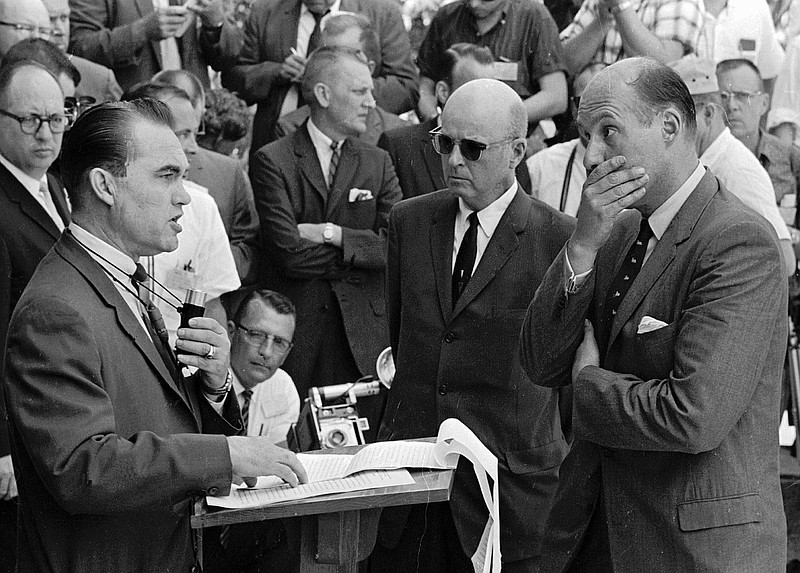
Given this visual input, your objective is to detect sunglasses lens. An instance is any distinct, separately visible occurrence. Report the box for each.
[461,140,484,161]
[436,133,455,154]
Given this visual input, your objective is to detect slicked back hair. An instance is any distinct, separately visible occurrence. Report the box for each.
[300,46,370,107]
[60,99,173,212]
[121,81,193,106]
[627,59,697,137]
[152,69,205,110]
[2,38,80,87]
[440,43,494,90]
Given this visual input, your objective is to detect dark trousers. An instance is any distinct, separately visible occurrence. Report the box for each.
[0,498,17,573]
[203,519,299,573]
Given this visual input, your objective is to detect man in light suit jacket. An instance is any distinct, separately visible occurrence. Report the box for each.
[225,0,417,165]
[68,0,240,91]
[0,61,69,573]
[373,79,574,573]
[521,58,787,572]
[379,43,531,199]
[250,48,401,434]
[4,98,306,572]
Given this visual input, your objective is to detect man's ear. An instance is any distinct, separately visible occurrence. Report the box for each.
[227,320,236,340]
[509,138,527,169]
[313,82,331,108]
[87,167,118,207]
[368,60,376,75]
[434,80,450,108]
[662,107,682,141]
[758,92,771,118]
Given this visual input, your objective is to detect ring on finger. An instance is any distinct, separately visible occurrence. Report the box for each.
[205,346,215,360]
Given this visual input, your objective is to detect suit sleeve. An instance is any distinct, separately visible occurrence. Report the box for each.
[69,0,151,69]
[222,9,286,104]
[573,220,787,454]
[340,149,402,269]
[250,148,343,278]
[5,296,235,514]
[386,204,402,357]
[228,164,261,286]
[0,238,10,457]
[369,0,419,114]
[521,245,597,388]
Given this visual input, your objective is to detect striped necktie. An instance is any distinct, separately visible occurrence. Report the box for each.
[329,141,340,188]
[241,388,253,434]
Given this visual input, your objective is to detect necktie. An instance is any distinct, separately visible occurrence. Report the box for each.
[604,217,653,325]
[329,141,340,188]
[241,388,253,434]
[452,212,478,308]
[307,10,326,56]
[39,179,64,232]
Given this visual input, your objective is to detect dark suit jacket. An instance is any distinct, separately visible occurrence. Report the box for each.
[0,238,10,458]
[188,147,261,285]
[5,231,241,572]
[69,0,240,91]
[378,118,533,198]
[69,54,123,103]
[224,0,418,163]
[276,104,407,147]
[521,171,788,572]
[378,188,575,562]
[250,122,401,396]
[0,165,69,459]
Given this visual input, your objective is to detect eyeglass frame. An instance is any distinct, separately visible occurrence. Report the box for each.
[429,125,517,162]
[0,108,68,134]
[719,89,765,106]
[233,322,294,355]
[0,20,52,37]
[64,96,98,128]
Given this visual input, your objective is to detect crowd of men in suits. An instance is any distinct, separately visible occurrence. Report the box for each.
[0,0,798,571]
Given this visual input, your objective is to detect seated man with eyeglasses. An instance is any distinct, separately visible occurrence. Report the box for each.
[203,289,301,573]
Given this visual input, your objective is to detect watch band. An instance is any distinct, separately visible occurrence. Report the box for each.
[205,370,233,397]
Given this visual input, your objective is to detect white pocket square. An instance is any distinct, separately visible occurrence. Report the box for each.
[637,316,669,334]
[348,188,374,202]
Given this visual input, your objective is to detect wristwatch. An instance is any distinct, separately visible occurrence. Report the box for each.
[323,222,334,243]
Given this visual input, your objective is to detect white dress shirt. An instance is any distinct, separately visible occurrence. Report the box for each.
[306,118,342,187]
[452,181,518,274]
[526,139,586,217]
[232,369,301,444]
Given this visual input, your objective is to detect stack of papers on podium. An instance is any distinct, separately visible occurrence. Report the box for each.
[207,439,458,509]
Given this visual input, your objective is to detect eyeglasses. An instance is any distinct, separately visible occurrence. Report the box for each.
[719,90,764,105]
[429,126,515,161]
[64,96,97,128]
[0,109,67,134]
[0,21,51,36]
[234,323,293,355]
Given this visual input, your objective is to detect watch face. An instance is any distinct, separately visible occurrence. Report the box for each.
[324,226,333,240]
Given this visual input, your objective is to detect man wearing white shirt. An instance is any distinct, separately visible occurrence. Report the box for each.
[375,78,574,573]
[522,56,786,572]
[0,60,69,573]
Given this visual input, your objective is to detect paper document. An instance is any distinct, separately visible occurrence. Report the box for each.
[208,469,415,509]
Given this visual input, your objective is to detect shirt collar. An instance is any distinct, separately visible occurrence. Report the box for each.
[68,222,137,286]
[0,152,46,197]
[457,180,518,239]
[466,0,509,35]
[231,369,247,397]
[300,0,342,20]
[307,117,340,154]
[647,160,706,240]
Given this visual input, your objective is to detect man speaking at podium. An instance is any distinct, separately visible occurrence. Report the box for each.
[374,78,575,572]
[4,98,306,572]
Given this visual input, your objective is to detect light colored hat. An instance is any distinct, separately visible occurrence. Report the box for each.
[668,56,719,95]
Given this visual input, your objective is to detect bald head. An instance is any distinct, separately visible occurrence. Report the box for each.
[444,78,526,141]
[439,79,527,210]
[0,0,50,57]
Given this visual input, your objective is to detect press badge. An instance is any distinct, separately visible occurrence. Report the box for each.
[739,38,757,58]
[165,265,197,291]
[494,61,519,82]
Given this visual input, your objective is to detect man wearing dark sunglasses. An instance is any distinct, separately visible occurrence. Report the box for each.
[372,78,574,573]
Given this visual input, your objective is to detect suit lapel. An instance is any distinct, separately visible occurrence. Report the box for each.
[419,119,446,192]
[326,139,359,220]
[0,162,61,241]
[606,171,719,351]
[430,196,458,320]
[46,174,70,228]
[452,190,526,317]
[56,233,195,417]
[294,124,329,206]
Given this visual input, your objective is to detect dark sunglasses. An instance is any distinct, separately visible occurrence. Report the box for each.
[429,126,515,161]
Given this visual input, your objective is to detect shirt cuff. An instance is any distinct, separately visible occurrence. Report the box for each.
[204,393,227,414]
[564,249,593,294]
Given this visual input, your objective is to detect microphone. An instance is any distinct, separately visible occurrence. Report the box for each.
[179,289,207,329]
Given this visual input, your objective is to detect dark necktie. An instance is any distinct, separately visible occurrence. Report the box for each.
[241,388,253,434]
[132,264,190,406]
[604,217,653,325]
[452,212,479,308]
[306,10,326,56]
[329,141,340,188]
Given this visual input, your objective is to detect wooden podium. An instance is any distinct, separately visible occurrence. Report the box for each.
[191,447,454,572]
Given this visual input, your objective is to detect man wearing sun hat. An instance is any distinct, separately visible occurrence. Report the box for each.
[670,55,795,275]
